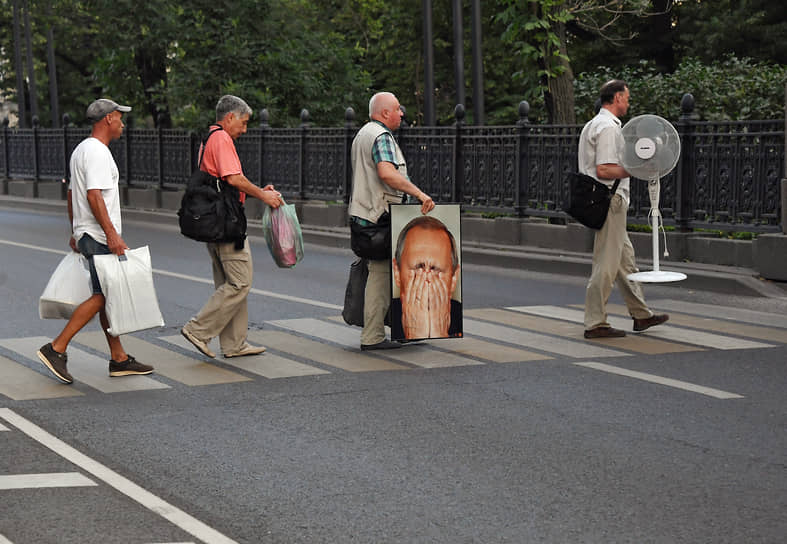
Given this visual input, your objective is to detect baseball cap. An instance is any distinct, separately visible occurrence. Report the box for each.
[86,99,132,123]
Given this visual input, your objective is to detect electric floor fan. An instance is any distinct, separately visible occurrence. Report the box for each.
[621,114,686,283]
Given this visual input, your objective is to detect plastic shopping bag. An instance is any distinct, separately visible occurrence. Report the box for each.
[39,252,93,319]
[262,201,304,268]
[93,246,165,336]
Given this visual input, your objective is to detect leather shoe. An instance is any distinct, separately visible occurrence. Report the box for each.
[633,313,669,332]
[584,327,626,339]
[361,340,402,351]
[181,326,215,358]
[224,343,267,358]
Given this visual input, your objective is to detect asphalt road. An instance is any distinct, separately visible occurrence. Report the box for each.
[0,207,786,544]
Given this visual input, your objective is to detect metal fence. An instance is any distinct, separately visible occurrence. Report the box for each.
[1,95,783,232]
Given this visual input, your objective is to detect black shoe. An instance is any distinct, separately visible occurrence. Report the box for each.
[109,355,154,377]
[633,313,669,332]
[584,327,627,339]
[361,340,403,351]
[37,343,73,384]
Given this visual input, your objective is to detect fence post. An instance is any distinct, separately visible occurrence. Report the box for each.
[2,118,9,180]
[675,93,695,231]
[343,107,355,203]
[124,115,133,187]
[781,82,786,234]
[514,100,530,217]
[61,113,70,183]
[298,108,309,200]
[32,115,40,182]
[452,104,465,203]
[258,108,269,187]
[157,113,165,189]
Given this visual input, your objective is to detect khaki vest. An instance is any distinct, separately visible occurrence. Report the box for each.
[348,121,406,223]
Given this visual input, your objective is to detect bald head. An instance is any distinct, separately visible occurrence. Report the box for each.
[369,92,404,130]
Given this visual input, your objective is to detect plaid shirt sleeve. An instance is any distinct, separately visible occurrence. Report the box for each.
[371,132,398,165]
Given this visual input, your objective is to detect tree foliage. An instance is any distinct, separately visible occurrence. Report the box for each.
[0,0,785,129]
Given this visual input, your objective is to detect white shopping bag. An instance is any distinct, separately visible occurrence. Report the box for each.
[93,246,165,336]
[39,252,93,319]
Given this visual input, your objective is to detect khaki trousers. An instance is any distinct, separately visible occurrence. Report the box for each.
[361,259,391,345]
[188,239,252,353]
[584,194,652,330]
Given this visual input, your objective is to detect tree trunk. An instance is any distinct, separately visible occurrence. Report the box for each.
[134,46,171,128]
[544,20,575,124]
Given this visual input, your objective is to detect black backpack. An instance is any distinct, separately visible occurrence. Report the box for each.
[178,127,247,248]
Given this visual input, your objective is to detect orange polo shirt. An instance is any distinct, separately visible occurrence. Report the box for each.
[199,125,246,203]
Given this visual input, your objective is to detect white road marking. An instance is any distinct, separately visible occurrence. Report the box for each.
[508,306,774,350]
[574,362,745,399]
[0,408,238,544]
[0,238,342,311]
[0,423,9,431]
[0,472,97,490]
[0,533,15,544]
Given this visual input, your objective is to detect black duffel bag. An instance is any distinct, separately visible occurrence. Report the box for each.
[349,211,391,260]
[563,173,620,230]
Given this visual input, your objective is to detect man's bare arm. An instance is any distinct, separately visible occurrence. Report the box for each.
[224,173,283,208]
[376,162,435,214]
[597,163,628,180]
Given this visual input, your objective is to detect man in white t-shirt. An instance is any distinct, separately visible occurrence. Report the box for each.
[37,99,154,383]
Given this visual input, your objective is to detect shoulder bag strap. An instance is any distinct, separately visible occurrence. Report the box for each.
[197,126,224,170]
[610,178,621,194]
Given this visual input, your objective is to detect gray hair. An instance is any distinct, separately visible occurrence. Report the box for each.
[394,215,459,270]
[216,94,252,122]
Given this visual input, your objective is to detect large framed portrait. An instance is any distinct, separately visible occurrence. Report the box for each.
[389,204,462,341]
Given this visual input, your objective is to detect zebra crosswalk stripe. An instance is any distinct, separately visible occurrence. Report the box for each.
[508,306,775,350]
[76,332,251,387]
[0,337,168,394]
[0,353,83,400]
[158,335,330,379]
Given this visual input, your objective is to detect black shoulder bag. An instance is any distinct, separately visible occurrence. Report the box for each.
[563,172,621,230]
[178,127,247,248]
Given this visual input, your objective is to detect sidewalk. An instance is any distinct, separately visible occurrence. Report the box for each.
[2,194,785,299]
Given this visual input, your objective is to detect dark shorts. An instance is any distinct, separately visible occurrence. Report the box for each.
[77,233,111,294]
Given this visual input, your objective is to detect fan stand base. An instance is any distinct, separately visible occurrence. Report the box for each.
[627,270,687,283]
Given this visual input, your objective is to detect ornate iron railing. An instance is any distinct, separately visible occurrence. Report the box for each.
[1,96,783,232]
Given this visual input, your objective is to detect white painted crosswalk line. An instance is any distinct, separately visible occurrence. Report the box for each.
[0,472,97,490]
[159,335,330,379]
[508,306,775,350]
[650,299,787,329]
[268,318,485,368]
[0,337,169,394]
[0,533,14,544]
[0,353,83,400]
[464,318,628,358]
[574,362,745,399]
[248,330,407,372]
[600,303,787,344]
[77,332,251,387]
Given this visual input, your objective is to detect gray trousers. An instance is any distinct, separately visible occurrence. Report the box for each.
[584,194,652,330]
[361,259,391,345]
[187,239,252,353]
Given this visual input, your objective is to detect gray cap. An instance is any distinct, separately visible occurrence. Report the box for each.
[86,99,131,123]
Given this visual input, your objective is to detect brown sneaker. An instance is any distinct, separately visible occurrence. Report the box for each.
[109,355,154,377]
[584,327,626,339]
[37,343,73,384]
[633,313,669,332]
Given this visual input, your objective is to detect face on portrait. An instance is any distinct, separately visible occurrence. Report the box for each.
[392,214,461,340]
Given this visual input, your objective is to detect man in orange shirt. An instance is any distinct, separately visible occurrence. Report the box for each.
[181,95,283,358]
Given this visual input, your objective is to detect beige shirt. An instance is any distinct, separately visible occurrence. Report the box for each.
[578,108,630,206]
[348,121,405,223]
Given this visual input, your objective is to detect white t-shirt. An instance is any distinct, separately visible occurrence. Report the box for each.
[578,107,631,205]
[69,137,122,244]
